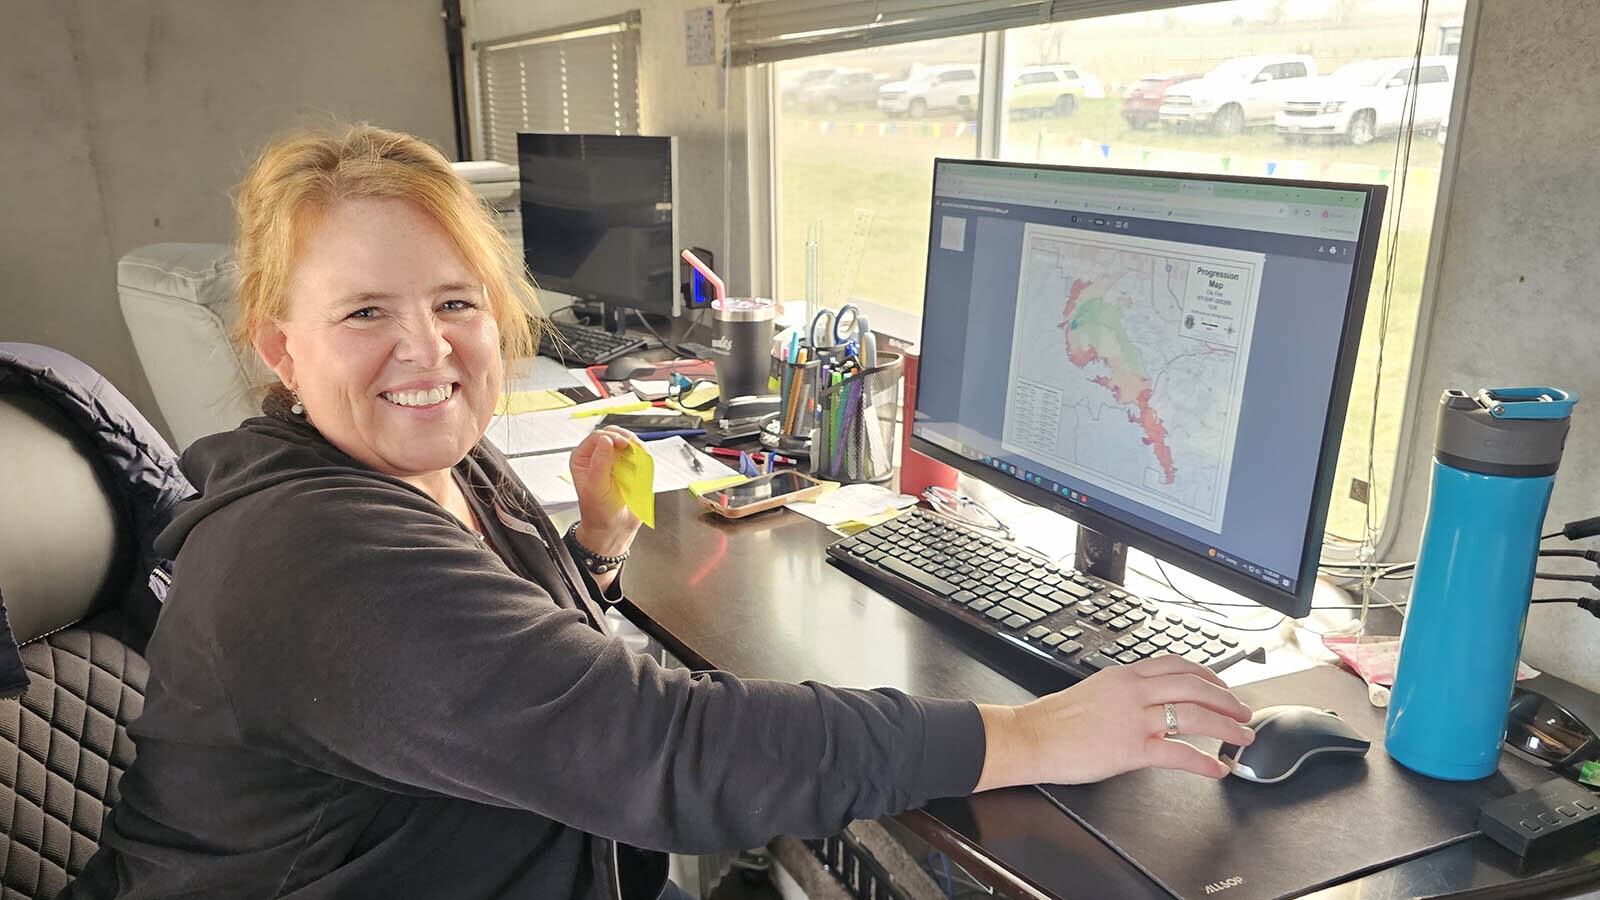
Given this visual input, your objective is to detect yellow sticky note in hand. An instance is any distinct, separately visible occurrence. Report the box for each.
[611,441,656,529]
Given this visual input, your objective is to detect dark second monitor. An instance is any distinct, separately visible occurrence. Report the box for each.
[910,159,1386,618]
[517,132,685,331]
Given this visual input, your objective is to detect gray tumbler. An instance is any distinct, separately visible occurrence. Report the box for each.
[710,298,776,404]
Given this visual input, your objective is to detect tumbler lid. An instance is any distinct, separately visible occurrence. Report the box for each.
[712,297,776,323]
[1434,387,1577,477]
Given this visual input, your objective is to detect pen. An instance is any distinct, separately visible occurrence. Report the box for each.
[705,447,798,466]
[679,443,705,473]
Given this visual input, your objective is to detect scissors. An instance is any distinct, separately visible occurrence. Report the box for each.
[808,304,860,351]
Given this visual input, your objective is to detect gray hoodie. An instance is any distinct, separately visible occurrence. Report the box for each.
[67,406,984,900]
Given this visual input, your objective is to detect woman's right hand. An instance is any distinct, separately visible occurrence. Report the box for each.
[973,655,1254,791]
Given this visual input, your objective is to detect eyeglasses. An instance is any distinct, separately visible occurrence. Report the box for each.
[922,486,1013,540]
[1506,686,1600,771]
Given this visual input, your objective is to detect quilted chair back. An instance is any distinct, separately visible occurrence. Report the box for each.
[0,389,152,898]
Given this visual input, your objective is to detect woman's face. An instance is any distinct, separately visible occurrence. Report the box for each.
[256,196,503,481]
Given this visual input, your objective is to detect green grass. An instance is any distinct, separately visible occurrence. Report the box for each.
[775,97,1444,539]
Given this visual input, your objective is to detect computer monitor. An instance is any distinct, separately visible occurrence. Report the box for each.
[911,159,1386,619]
[517,132,681,331]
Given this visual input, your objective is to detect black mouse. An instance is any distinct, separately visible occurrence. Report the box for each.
[1218,704,1371,784]
[602,355,653,381]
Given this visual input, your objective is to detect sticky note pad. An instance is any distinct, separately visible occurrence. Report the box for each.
[495,390,575,415]
[688,474,748,498]
[611,441,656,528]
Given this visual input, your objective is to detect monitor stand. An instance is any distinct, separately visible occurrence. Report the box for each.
[1075,525,1127,585]
[597,302,629,334]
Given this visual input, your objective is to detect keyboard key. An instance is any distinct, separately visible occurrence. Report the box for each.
[1080,652,1117,671]
[969,600,994,613]
[1060,626,1084,640]
[1131,642,1158,658]
[1056,639,1083,656]
[880,557,960,598]
[999,599,1046,621]
[1029,596,1064,615]
[1042,633,1066,648]
[1113,650,1142,665]
[951,591,976,606]
[984,607,1009,622]
[1107,616,1132,631]
[1026,625,1052,640]
[1002,614,1030,629]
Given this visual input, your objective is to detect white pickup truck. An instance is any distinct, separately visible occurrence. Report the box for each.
[1275,57,1455,145]
[1158,55,1317,135]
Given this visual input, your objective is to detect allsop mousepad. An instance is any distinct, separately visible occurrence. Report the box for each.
[1038,665,1548,900]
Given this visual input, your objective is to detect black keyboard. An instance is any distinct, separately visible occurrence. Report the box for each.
[537,320,647,368]
[827,508,1260,687]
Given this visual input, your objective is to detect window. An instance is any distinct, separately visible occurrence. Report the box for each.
[765,1,1466,540]
[475,13,641,164]
[772,37,982,319]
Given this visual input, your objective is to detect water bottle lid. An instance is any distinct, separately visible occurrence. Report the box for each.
[1434,387,1577,476]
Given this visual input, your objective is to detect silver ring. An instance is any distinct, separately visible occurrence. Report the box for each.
[1163,703,1179,736]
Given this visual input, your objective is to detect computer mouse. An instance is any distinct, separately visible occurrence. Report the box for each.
[1218,704,1371,784]
[602,355,654,381]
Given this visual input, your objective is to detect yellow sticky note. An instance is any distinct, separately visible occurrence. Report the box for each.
[688,474,748,497]
[495,390,574,415]
[611,441,656,528]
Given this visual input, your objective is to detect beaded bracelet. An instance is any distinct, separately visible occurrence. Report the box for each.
[563,521,629,575]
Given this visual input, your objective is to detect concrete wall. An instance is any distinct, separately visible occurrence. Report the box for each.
[0,0,455,436]
[463,0,762,300]
[1389,0,1600,688]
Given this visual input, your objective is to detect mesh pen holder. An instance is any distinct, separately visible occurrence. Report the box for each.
[810,352,902,484]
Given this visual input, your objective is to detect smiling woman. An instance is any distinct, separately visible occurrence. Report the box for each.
[253,196,506,495]
[62,123,1253,900]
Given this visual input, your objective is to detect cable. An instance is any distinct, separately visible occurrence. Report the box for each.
[1536,572,1600,586]
[630,309,691,358]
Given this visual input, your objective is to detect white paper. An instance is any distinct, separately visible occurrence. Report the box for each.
[506,436,740,508]
[785,483,919,526]
[646,436,740,492]
[507,453,581,506]
[485,394,644,456]
[505,356,591,392]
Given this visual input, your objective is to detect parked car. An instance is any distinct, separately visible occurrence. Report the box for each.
[1121,72,1201,129]
[1158,55,1317,135]
[1007,64,1091,117]
[1275,56,1455,145]
[780,67,837,111]
[796,68,885,114]
[877,64,979,118]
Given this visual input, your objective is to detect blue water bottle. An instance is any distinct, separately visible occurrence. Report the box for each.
[1386,387,1577,780]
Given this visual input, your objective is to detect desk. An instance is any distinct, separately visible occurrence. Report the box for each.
[611,490,1600,900]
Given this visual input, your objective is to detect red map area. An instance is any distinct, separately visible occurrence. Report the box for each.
[1058,277,1177,484]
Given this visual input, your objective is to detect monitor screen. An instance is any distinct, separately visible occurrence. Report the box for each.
[911,159,1386,618]
[517,132,681,318]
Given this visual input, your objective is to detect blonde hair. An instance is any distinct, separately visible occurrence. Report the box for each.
[232,123,539,368]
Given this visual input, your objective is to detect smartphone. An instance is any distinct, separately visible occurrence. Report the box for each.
[556,385,600,405]
[697,471,829,519]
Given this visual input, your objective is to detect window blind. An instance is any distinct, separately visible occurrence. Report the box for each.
[726,0,1183,65]
[476,13,642,164]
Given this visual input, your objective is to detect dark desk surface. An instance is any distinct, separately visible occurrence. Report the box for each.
[615,490,1600,900]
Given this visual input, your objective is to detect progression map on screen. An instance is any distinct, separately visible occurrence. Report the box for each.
[1001,224,1264,532]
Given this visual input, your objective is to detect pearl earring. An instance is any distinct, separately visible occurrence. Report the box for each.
[290,390,304,416]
